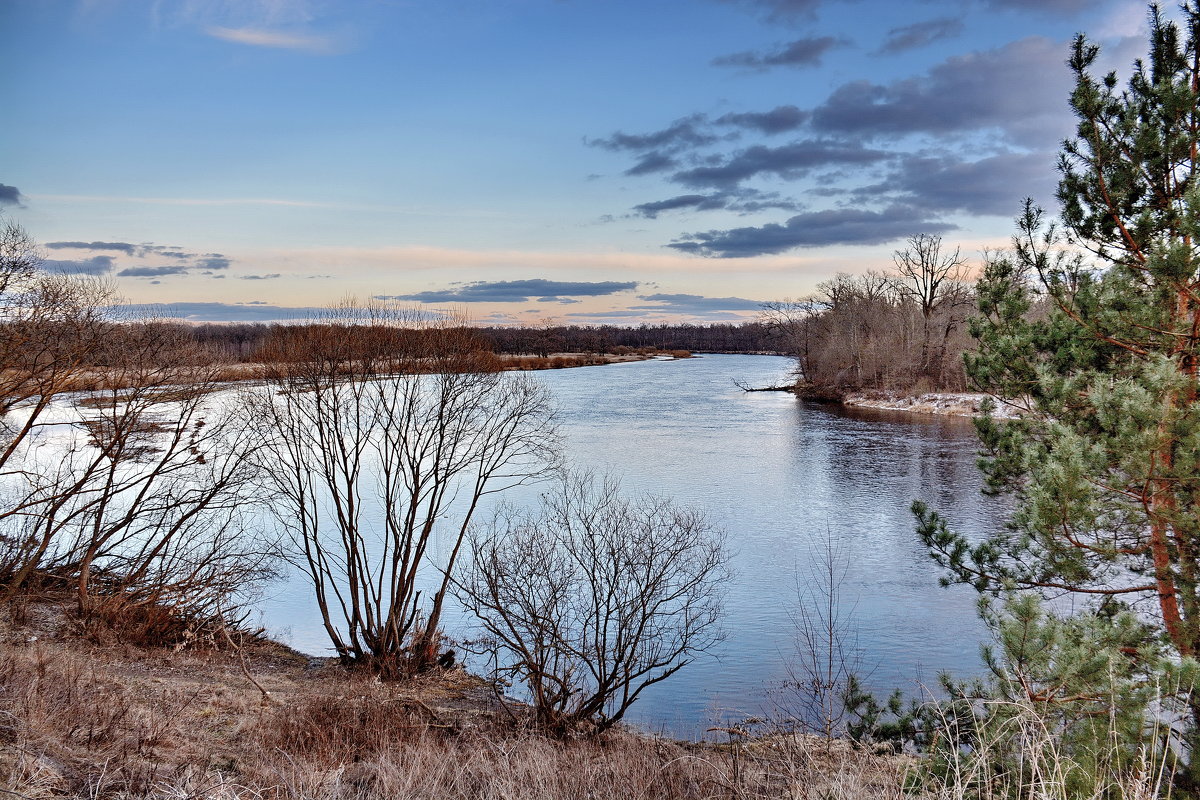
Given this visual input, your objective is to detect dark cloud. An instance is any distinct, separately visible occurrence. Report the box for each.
[44,241,230,269]
[631,293,764,312]
[589,115,719,154]
[537,296,583,304]
[43,256,116,275]
[632,190,801,219]
[625,152,678,176]
[381,279,640,304]
[811,37,1072,146]
[668,205,955,257]
[0,184,26,207]
[857,150,1056,216]
[672,139,889,190]
[633,194,729,218]
[118,265,190,277]
[239,273,281,280]
[876,17,964,54]
[47,241,139,254]
[716,106,809,135]
[713,36,846,70]
[43,240,237,277]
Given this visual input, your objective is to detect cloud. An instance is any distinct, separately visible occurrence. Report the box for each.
[633,195,729,219]
[46,240,138,254]
[43,240,238,277]
[876,17,964,54]
[713,36,846,70]
[239,273,282,280]
[0,184,25,207]
[625,152,678,176]
[630,293,764,312]
[43,256,116,275]
[589,114,719,154]
[205,26,341,54]
[46,241,204,259]
[811,37,1072,147]
[716,106,809,135]
[196,255,232,270]
[632,190,802,218]
[669,206,955,257]
[381,279,640,304]
[857,150,1056,216]
[672,139,889,190]
[117,265,190,277]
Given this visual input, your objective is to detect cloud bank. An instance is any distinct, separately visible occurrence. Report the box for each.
[380,279,640,304]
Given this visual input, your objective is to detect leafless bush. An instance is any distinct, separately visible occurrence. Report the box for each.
[1,321,274,626]
[767,534,866,743]
[1,218,275,634]
[252,304,560,675]
[457,471,729,736]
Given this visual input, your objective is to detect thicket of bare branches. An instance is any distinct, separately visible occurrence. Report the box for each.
[0,215,274,636]
[252,304,560,676]
[763,235,975,393]
[456,471,729,736]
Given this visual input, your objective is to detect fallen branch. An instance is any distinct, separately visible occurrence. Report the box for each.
[734,379,795,393]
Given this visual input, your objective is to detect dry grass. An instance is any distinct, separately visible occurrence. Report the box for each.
[0,600,906,799]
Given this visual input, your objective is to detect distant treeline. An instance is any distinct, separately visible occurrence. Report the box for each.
[187,320,783,361]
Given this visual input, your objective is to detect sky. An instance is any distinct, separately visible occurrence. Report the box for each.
[0,0,1157,325]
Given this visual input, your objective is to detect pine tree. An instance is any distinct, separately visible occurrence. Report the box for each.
[915,0,1200,744]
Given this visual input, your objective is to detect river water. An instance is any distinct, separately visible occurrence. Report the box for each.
[257,353,1004,738]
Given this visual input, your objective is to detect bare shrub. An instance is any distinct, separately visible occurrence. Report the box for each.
[1,219,274,632]
[457,471,729,736]
[767,534,866,744]
[253,304,559,675]
[2,321,274,626]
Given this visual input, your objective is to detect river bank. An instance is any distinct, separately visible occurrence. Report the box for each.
[840,390,1023,419]
[789,382,1022,419]
[0,596,903,799]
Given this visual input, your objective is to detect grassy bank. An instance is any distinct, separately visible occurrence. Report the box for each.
[0,596,903,800]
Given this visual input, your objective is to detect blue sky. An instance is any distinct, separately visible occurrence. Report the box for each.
[1,0,1153,323]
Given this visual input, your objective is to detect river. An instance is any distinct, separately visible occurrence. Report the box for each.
[257,353,1004,738]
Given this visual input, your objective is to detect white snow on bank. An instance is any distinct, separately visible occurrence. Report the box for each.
[841,391,1025,419]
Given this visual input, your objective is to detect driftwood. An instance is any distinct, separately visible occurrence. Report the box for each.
[733,379,795,393]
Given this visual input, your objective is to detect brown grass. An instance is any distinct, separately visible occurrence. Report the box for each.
[0,599,906,799]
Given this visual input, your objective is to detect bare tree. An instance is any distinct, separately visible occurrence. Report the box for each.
[253,305,559,675]
[892,234,972,384]
[0,213,41,300]
[456,471,729,736]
